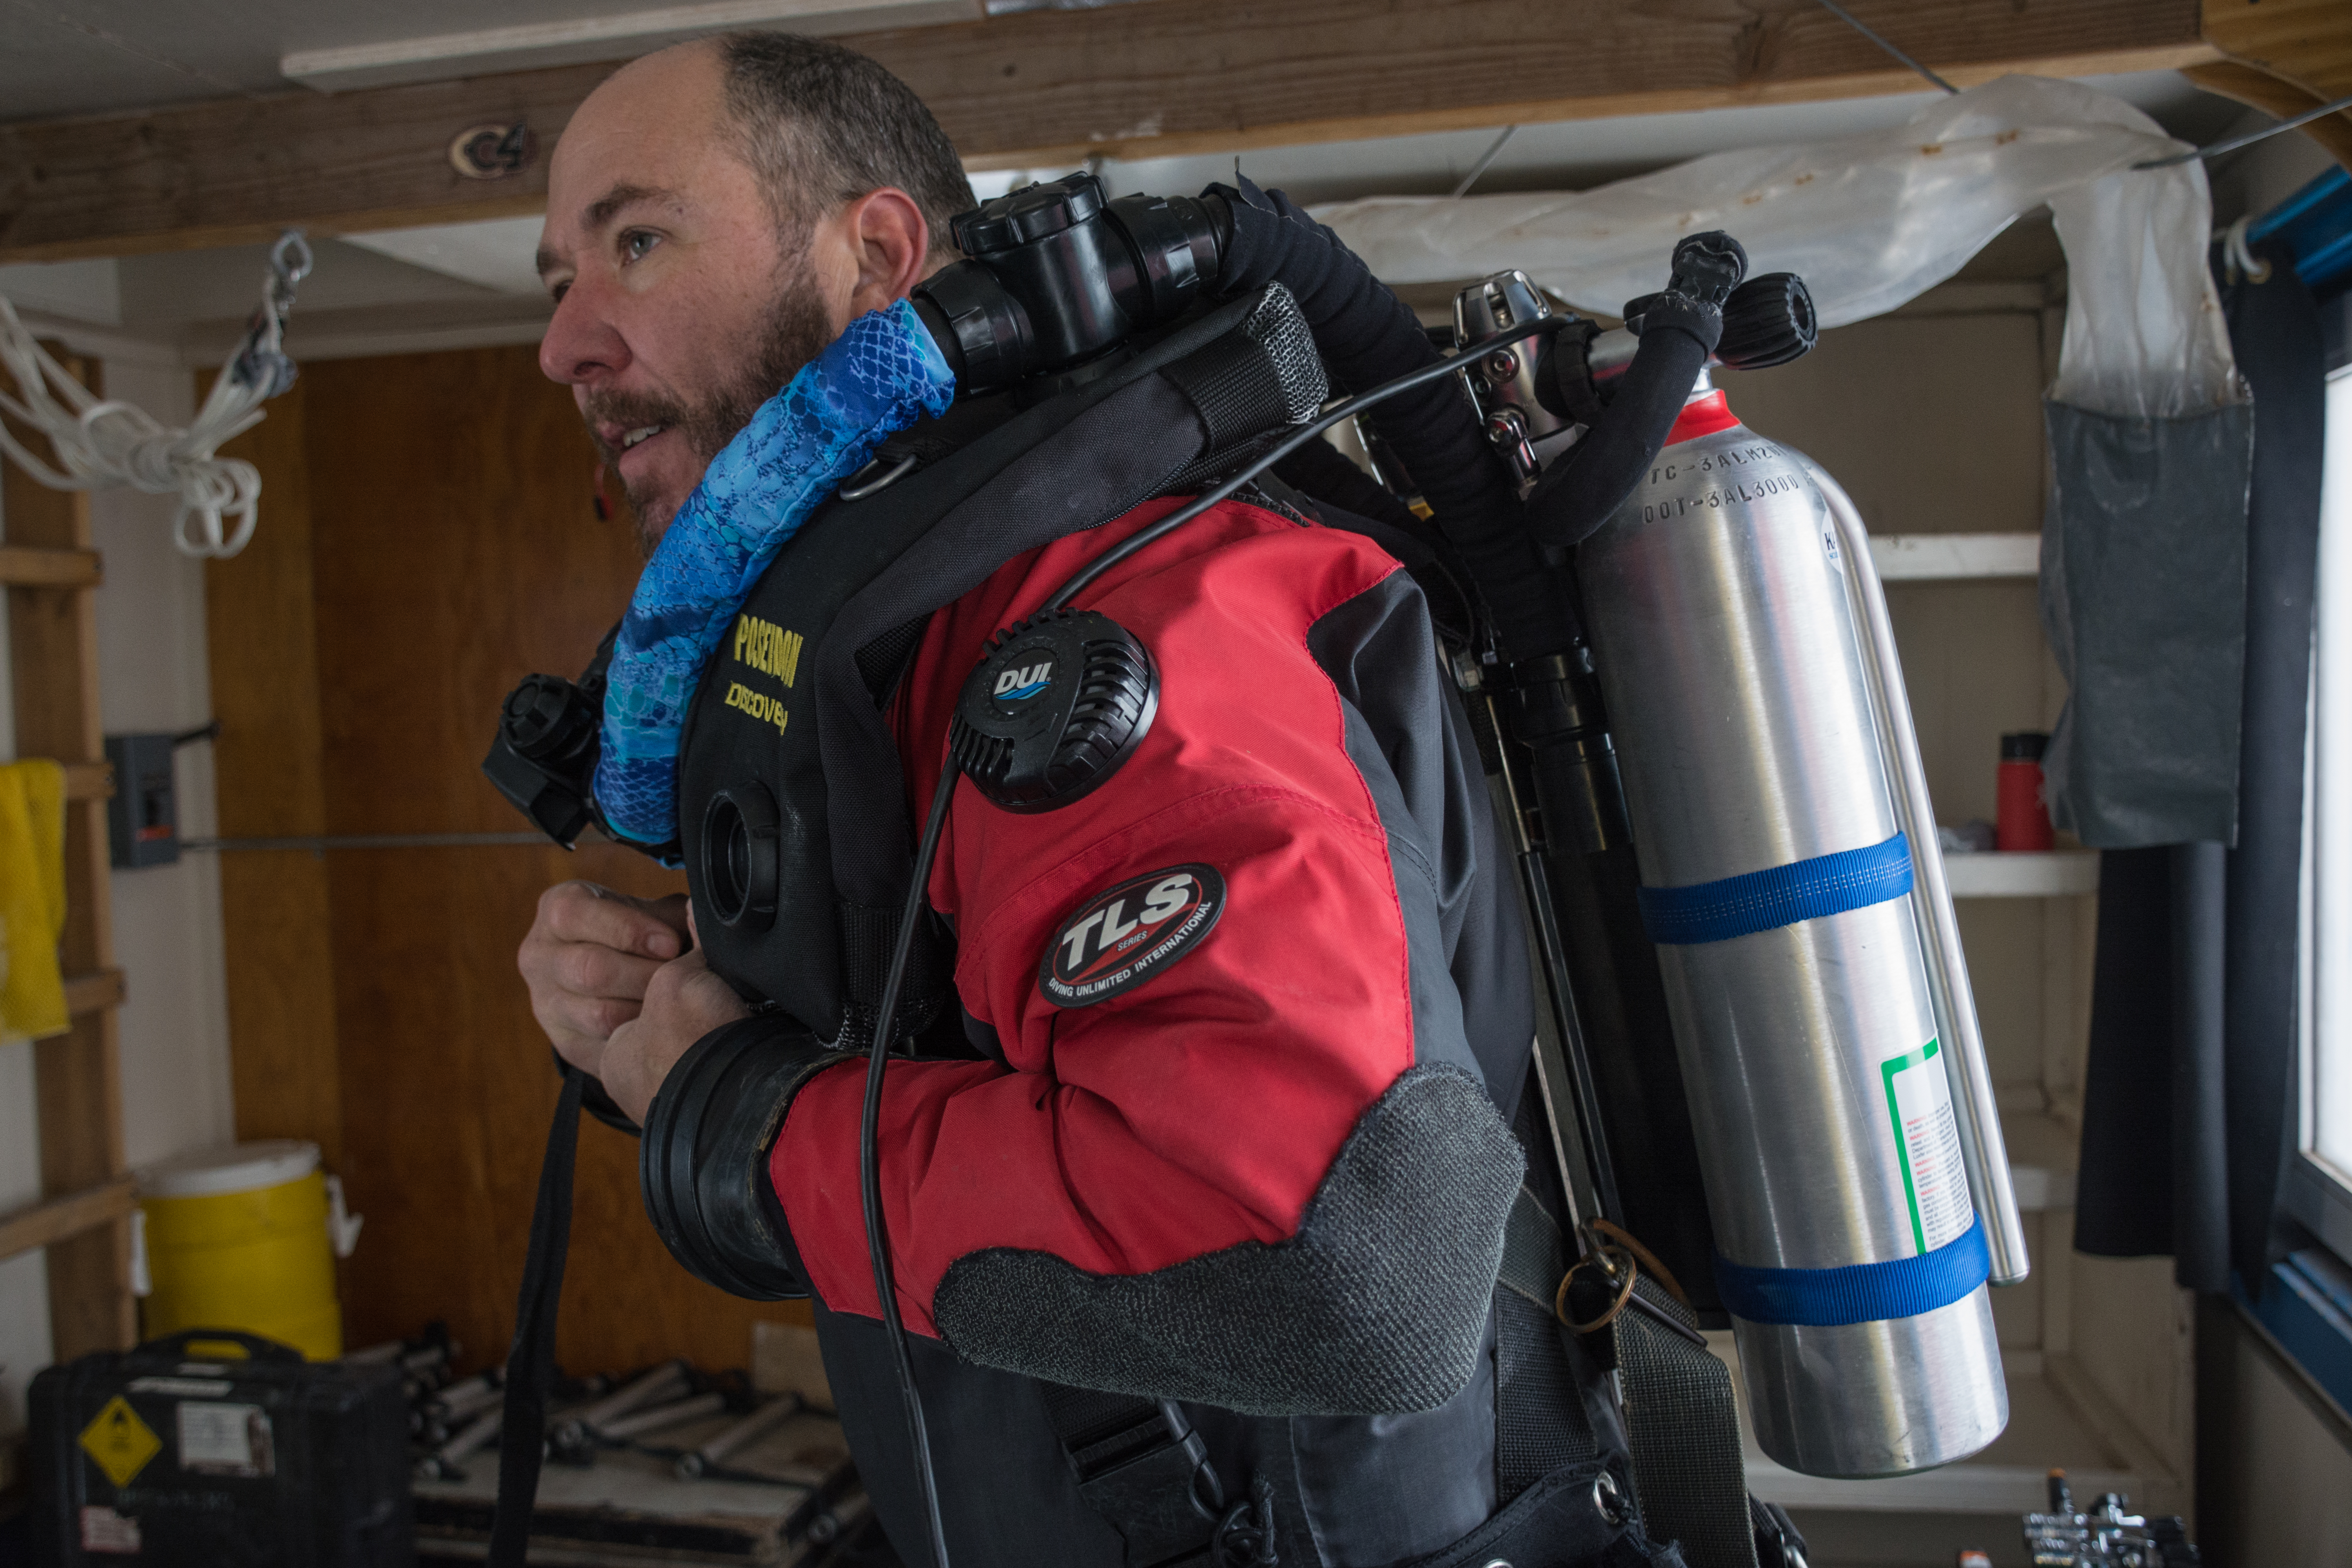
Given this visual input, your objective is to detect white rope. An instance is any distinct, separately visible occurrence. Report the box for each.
[2218,214,2274,287]
[0,230,310,559]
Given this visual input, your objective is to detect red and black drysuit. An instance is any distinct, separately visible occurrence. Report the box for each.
[644,276,1665,1568]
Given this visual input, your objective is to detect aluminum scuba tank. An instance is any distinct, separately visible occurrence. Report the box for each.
[1574,367,2024,1478]
[1448,261,2028,1478]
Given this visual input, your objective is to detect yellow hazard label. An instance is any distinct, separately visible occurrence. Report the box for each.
[79,1396,162,1488]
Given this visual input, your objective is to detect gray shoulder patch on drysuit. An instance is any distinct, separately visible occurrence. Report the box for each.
[931,1063,1524,1417]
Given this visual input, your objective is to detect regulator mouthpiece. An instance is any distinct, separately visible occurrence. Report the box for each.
[484,672,604,849]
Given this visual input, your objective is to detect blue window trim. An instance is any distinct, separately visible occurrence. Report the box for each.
[2235,1244,2352,1423]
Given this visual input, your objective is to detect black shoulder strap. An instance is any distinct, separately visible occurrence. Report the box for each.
[1498,1188,1773,1568]
[1494,1188,1604,1498]
[487,1067,585,1566]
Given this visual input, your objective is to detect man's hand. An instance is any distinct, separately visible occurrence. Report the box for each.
[599,928,753,1123]
[519,881,690,1076]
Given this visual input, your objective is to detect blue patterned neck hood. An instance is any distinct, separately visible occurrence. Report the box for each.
[595,300,956,850]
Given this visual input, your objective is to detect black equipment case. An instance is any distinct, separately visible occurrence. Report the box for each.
[28,1328,414,1566]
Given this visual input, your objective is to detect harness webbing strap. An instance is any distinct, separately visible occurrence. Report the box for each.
[1496,1189,1757,1568]
[1610,1281,1759,1568]
[1636,831,1913,946]
[837,898,955,1054]
[488,1066,585,1566]
[1494,1289,1599,1502]
[1494,1187,1598,1501]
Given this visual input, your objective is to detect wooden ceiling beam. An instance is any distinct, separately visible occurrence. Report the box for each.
[0,0,2213,264]
[2183,60,2352,171]
[2201,0,2352,97]
[2196,0,2352,173]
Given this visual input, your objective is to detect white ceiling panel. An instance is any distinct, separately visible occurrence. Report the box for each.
[280,0,976,92]
[113,236,497,327]
[2,0,971,121]
[341,217,553,296]
[0,257,122,325]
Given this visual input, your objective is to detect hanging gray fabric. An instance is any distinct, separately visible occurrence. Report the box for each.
[2073,232,2326,1289]
[2038,399,2254,848]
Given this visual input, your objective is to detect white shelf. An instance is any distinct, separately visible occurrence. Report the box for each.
[1870,532,2040,581]
[1719,1342,2144,1517]
[2002,1110,2079,1213]
[1943,851,2098,898]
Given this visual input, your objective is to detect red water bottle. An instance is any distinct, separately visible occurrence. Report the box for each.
[1997,731,2054,851]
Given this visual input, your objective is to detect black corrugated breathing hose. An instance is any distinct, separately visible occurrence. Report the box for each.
[1203,178,1583,663]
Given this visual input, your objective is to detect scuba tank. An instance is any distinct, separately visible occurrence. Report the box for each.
[1462,262,2028,1479]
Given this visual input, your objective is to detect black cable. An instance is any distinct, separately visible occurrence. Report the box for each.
[860,752,962,1568]
[1449,124,1519,200]
[2134,90,2352,170]
[1210,179,1575,661]
[1044,317,1566,613]
[1813,0,1957,95]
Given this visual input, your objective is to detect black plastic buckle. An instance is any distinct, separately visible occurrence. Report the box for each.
[1065,1401,1225,1568]
[1751,1495,1810,1568]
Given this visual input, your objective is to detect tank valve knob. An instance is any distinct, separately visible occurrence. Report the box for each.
[1716,273,1819,372]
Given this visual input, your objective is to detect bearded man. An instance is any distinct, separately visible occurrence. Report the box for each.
[520,31,1675,1568]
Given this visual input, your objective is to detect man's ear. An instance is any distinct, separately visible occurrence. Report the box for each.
[843,188,932,318]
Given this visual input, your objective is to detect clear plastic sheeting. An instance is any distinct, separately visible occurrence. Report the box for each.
[1317,73,2258,851]
[1313,74,2194,332]
[2047,165,2242,419]
[2031,90,2252,848]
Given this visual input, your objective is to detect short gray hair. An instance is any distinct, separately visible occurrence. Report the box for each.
[717,32,975,253]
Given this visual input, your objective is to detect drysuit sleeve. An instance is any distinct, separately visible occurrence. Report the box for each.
[762,505,1526,1416]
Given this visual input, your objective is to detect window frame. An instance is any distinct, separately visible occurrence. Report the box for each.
[2292,360,2352,1261]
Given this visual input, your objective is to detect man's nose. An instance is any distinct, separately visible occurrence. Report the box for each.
[539,276,630,386]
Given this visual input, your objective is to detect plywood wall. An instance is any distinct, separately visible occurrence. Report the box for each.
[207,345,808,1378]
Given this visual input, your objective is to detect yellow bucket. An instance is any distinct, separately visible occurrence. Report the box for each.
[138,1141,345,1361]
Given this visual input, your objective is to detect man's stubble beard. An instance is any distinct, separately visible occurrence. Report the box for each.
[586,267,835,556]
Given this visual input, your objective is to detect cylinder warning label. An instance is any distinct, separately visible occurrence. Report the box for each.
[1882,1038,1973,1254]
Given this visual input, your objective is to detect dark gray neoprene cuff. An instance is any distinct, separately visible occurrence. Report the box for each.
[639,1015,838,1301]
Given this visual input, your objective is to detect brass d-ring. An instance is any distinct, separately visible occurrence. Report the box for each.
[1556,1244,1638,1334]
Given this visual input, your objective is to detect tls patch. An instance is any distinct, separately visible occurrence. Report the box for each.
[1040,864,1224,1008]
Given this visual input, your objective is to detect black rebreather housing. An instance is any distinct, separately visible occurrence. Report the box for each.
[913,172,1225,395]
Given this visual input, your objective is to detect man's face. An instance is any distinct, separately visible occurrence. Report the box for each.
[537,45,832,549]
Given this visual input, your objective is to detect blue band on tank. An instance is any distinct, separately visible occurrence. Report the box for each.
[1637,831,1915,946]
[1713,1219,1990,1327]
